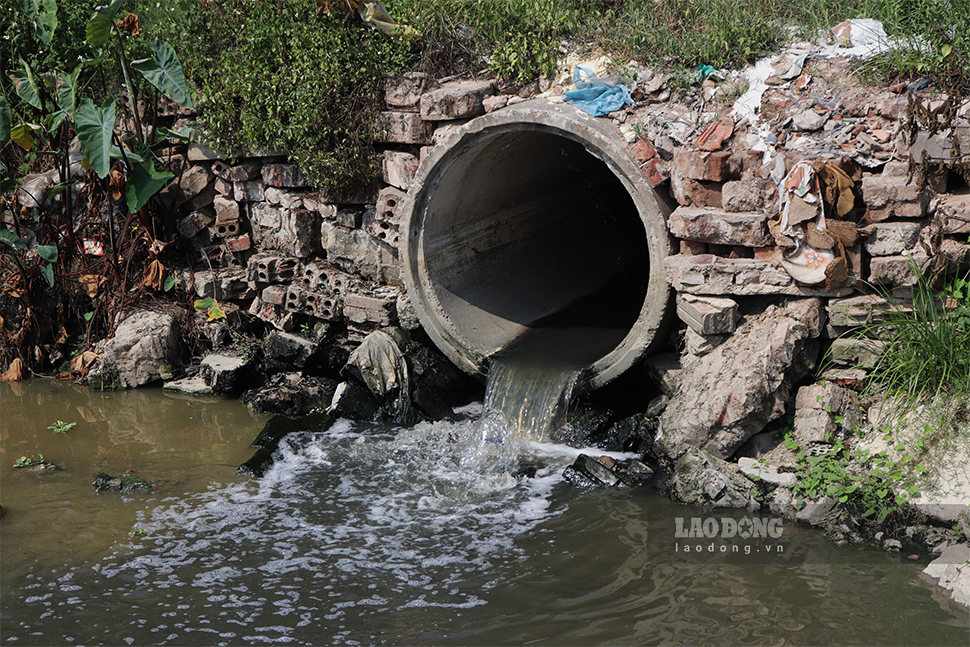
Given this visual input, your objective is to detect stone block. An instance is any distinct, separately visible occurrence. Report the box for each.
[277,209,322,259]
[869,254,931,287]
[862,222,922,256]
[187,142,223,161]
[939,192,970,234]
[676,293,739,335]
[737,457,796,488]
[200,354,250,393]
[177,210,214,239]
[376,112,432,144]
[942,239,970,264]
[664,254,853,296]
[828,337,885,369]
[827,294,897,327]
[795,383,846,412]
[385,72,430,110]
[795,496,836,525]
[344,293,396,326]
[262,163,307,188]
[785,298,826,338]
[667,207,771,246]
[483,94,509,113]
[233,179,265,202]
[382,150,419,190]
[336,207,363,229]
[671,172,722,207]
[187,182,217,211]
[213,196,240,224]
[793,408,837,444]
[673,150,735,182]
[264,187,305,210]
[191,268,252,300]
[214,177,233,195]
[680,240,708,255]
[179,165,214,200]
[419,80,497,121]
[263,332,317,373]
[226,233,251,252]
[721,180,765,212]
[250,203,283,230]
[261,284,287,305]
[684,328,728,357]
[328,226,402,286]
[862,174,928,221]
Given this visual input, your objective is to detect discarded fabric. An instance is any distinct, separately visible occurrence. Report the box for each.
[563,66,634,117]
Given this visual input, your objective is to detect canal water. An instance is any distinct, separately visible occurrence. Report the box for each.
[1,380,967,645]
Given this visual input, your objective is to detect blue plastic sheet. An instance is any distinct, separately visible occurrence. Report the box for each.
[563,66,634,117]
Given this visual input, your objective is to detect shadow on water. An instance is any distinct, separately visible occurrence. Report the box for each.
[1,381,967,646]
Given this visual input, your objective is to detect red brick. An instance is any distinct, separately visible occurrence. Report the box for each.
[226,233,251,252]
[641,157,669,188]
[674,150,734,182]
[680,240,708,255]
[632,138,657,162]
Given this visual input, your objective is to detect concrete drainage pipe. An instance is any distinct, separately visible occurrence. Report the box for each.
[400,101,672,388]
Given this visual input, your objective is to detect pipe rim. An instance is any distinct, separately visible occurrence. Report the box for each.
[400,100,671,388]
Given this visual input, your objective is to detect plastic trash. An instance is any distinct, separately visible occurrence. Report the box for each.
[563,66,634,117]
[317,0,420,40]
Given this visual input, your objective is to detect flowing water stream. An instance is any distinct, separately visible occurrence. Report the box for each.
[1,378,967,646]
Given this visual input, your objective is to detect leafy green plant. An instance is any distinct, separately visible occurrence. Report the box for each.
[128,527,145,537]
[47,419,76,433]
[13,454,44,468]
[193,297,226,323]
[785,431,925,526]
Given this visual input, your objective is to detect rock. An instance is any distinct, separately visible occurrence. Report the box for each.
[795,495,836,525]
[869,254,931,287]
[385,72,430,110]
[664,254,854,297]
[785,298,826,338]
[738,457,797,488]
[482,94,509,113]
[721,180,764,212]
[862,222,921,256]
[212,159,261,182]
[201,353,251,393]
[93,471,152,493]
[793,110,827,131]
[862,174,928,221]
[643,354,682,397]
[419,80,497,121]
[163,374,212,395]
[88,310,184,389]
[327,226,401,285]
[669,447,757,508]
[658,307,818,460]
[240,373,337,416]
[685,328,728,357]
[342,330,415,424]
[562,454,649,488]
[238,412,336,477]
[396,292,421,330]
[676,293,739,335]
[921,544,970,611]
[667,207,771,246]
[382,150,419,190]
[327,380,380,420]
[673,150,735,182]
[263,332,318,374]
[262,163,307,188]
[827,337,885,368]
[177,210,214,239]
[375,112,432,144]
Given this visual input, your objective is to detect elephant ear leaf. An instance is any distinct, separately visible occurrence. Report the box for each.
[75,97,116,179]
[9,60,43,110]
[85,0,123,48]
[32,0,58,44]
[125,157,174,214]
[54,65,82,116]
[131,40,193,109]
[0,96,10,146]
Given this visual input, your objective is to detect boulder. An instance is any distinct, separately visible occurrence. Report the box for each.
[921,544,970,611]
[668,447,758,509]
[240,373,337,416]
[201,353,252,393]
[263,332,318,374]
[93,471,152,492]
[658,306,818,460]
[88,309,184,389]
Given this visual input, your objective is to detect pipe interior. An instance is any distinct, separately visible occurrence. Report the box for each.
[422,129,650,368]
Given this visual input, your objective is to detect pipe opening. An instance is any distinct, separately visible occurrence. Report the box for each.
[403,103,671,387]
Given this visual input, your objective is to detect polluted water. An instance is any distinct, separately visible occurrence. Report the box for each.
[1,364,968,645]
